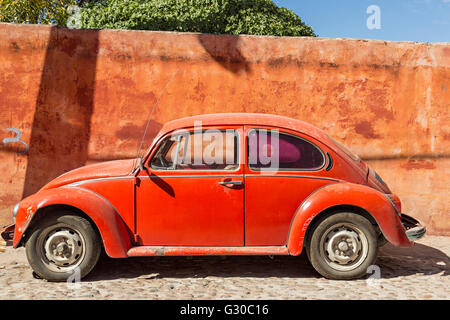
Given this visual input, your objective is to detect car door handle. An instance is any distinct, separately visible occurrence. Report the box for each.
[218,180,243,187]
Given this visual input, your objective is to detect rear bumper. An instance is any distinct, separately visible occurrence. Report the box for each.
[401,214,426,241]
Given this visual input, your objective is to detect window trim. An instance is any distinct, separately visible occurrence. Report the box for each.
[149,129,242,172]
[246,128,326,172]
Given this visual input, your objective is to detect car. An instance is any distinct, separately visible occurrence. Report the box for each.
[5,113,426,281]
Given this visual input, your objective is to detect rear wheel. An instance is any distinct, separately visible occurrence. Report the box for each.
[307,212,378,280]
[25,212,101,282]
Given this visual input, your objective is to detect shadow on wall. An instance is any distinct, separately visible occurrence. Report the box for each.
[22,27,99,198]
[197,33,252,74]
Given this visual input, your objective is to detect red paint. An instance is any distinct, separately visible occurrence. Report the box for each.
[13,186,132,257]
[127,246,289,257]
[13,113,417,258]
[1,23,447,234]
[400,159,436,170]
[354,121,380,139]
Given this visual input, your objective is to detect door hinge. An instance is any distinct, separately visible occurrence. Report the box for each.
[134,234,141,244]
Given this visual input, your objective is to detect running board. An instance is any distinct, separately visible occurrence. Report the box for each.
[127,246,289,257]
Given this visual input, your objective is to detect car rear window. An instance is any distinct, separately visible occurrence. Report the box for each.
[247,129,325,170]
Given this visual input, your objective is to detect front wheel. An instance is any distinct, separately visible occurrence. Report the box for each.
[25,212,101,282]
[306,212,379,280]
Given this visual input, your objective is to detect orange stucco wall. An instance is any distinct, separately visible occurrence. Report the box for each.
[0,23,449,235]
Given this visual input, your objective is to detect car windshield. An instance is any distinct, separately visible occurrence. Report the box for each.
[328,135,360,162]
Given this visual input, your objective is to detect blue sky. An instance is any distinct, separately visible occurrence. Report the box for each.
[273,0,450,42]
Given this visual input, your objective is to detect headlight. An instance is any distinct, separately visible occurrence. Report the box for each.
[13,202,19,223]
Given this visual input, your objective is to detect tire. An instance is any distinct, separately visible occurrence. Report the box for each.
[306,212,378,280]
[25,212,101,282]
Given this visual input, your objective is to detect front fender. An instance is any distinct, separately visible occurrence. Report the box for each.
[287,183,412,256]
[13,186,132,258]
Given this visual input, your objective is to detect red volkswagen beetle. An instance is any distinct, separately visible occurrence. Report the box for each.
[5,113,425,281]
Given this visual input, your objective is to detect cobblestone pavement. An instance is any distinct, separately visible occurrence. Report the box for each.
[0,236,448,300]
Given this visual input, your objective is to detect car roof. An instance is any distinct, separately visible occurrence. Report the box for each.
[150,113,361,172]
[158,113,330,142]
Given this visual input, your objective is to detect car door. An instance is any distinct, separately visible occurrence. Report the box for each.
[244,126,336,246]
[136,126,244,246]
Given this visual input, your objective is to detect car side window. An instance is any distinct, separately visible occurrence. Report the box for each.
[150,130,240,171]
[247,129,325,170]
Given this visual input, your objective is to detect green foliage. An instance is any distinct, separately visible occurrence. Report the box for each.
[80,0,316,37]
[0,0,316,37]
[0,0,79,25]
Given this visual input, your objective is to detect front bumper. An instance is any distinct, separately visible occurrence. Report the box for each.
[401,214,426,241]
[1,224,14,242]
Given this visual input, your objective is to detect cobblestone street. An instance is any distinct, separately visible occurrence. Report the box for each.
[0,236,448,300]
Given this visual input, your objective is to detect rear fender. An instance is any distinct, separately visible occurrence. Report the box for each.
[13,186,132,258]
[287,183,412,256]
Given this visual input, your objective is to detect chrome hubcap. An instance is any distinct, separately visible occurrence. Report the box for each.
[320,223,369,271]
[41,227,85,272]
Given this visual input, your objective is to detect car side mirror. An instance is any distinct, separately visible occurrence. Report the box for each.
[138,157,145,171]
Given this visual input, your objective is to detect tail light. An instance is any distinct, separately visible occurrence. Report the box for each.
[386,194,402,215]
